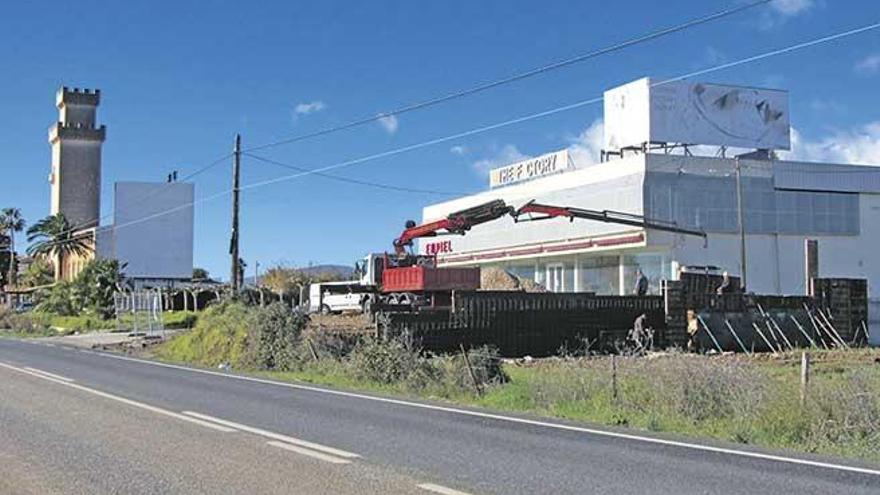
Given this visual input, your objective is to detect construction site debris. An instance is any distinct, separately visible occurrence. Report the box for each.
[480,267,546,292]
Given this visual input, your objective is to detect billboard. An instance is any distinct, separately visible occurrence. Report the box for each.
[489,149,573,188]
[112,182,194,280]
[604,78,790,151]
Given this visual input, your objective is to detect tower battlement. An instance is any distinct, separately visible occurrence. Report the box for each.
[48,122,107,144]
[56,86,101,108]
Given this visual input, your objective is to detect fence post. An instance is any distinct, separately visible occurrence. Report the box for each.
[611,355,619,404]
[800,351,811,408]
[306,338,319,362]
[460,344,482,396]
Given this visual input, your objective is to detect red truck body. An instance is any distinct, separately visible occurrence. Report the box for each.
[381,265,480,293]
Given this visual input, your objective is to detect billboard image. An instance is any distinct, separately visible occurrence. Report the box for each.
[604,78,791,151]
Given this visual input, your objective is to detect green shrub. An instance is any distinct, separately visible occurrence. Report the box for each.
[348,337,435,386]
[163,311,198,329]
[0,307,52,335]
[251,303,308,371]
[154,301,254,368]
[35,259,123,319]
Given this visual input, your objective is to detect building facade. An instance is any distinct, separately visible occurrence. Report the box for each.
[421,77,879,343]
[423,153,879,296]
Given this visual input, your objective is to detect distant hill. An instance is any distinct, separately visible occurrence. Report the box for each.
[299,264,355,279]
[243,264,355,286]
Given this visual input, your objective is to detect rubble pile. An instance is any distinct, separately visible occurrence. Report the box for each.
[480,267,546,293]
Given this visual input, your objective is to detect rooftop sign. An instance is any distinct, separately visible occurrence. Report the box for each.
[489,150,572,188]
[604,78,791,151]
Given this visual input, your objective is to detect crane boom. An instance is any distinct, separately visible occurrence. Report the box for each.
[512,200,707,239]
[392,199,513,255]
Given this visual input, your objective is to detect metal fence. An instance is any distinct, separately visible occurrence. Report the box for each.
[114,291,165,337]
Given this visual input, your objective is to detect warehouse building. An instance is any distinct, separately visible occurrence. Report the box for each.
[420,78,880,342]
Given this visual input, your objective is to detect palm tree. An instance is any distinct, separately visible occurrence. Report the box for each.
[26,213,91,280]
[0,207,26,286]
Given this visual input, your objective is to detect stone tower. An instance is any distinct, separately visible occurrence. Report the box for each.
[48,87,106,230]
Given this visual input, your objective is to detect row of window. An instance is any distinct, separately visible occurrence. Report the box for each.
[491,253,670,295]
[645,173,860,235]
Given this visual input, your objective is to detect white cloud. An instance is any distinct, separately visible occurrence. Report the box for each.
[758,0,815,29]
[377,114,399,134]
[450,145,467,156]
[294,100,326,115]
[472,144,530,176]
[855,54,880,75]
[770,0,814,16]
[567,119,604,166]
[780,122,880,165]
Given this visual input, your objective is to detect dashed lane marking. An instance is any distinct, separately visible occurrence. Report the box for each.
[24,367,74,382]
[266,441,351,464]
[0,361,235,433]
[182,411,360,459]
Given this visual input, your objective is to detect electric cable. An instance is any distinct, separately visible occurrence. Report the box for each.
[53,21,880,238]
[245,152,471,196]
[245,0,774,152]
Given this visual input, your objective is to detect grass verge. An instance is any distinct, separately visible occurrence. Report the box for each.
[147,302,880,465]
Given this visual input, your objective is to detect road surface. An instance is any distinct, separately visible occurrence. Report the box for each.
[0,338,877,494]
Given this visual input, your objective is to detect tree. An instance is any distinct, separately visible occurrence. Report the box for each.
[192,267,210,281]
[26,213,91,279]
[0,207,25,286]
[260,265,299,300]
[20,257,54,288]
[37,258,124,318]
[72,259,124,318]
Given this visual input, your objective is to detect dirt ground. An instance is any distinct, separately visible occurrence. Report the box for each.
[306,313,375,335]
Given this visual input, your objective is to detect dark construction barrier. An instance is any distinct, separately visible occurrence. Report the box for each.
[665,277,869,352]
[381,291,666,357]
[380,276,869,357]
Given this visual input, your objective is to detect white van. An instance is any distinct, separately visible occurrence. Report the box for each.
[308,281,364,314]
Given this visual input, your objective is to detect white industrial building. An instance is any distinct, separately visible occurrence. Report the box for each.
[421,78,880,342]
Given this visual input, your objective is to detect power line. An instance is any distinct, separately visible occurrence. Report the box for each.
[245,0,773,152]
[245,152,471,196]
[35,152,232,246]
[91,21,880,237]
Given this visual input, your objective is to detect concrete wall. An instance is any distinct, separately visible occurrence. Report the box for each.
[112,182,194,280]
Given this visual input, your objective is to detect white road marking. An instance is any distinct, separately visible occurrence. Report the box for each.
[24,367,74,382]
[182,411,360,459]
[81,349,880,477]
[266,440,351,464]
[0,361,235,433]
[417,483,473,495]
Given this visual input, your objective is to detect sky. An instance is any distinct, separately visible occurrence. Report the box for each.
[2,0,879,280]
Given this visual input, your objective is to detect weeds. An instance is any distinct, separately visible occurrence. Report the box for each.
[153,314,880,463]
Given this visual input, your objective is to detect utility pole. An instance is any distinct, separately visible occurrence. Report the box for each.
[735,157,747,292]
[230,134,241,293]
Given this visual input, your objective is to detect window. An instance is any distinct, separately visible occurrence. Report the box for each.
[545,263,564,292]
[576,255,619,295]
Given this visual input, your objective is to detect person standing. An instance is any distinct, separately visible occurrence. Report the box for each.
[633,269,648,296]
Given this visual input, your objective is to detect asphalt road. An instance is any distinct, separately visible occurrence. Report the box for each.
[0,338,878,495]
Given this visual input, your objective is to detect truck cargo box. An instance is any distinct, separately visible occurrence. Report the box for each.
[382,266,480,293]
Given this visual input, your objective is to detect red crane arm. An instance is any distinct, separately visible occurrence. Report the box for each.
[393,199,513,255]
[513,200,707,239]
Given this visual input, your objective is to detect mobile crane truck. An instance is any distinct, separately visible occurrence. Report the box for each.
[328,199,706,315]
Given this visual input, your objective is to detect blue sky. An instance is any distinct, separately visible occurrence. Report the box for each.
[2,0,879,279]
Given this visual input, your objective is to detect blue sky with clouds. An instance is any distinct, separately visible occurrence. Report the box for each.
[2,0,879,278]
